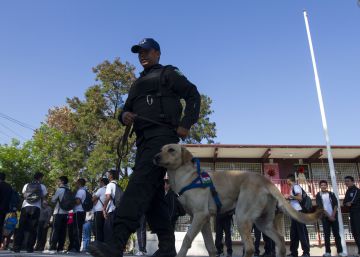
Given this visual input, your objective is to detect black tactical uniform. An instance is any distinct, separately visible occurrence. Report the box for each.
[344,185,360,254]
[111,63,200,256]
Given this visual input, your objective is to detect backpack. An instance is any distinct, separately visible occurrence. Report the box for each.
[24,182,42,203]
[293,186,313,213]
[8,190,20,212]
[111,182,124,208]
[59,187,76,211]
[81,189,93,212]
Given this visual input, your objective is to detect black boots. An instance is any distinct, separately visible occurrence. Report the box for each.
[153,232,177,257]
[88,241,123,257]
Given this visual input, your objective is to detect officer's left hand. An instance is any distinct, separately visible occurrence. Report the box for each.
[177,127,189,139]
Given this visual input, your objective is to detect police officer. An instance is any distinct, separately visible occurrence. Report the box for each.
[344,175,360,256]
[89,38,200,257]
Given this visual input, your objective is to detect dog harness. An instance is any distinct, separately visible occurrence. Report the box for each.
[178,158,222,212]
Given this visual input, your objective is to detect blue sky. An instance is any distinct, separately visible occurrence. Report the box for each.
[0,1,359,145]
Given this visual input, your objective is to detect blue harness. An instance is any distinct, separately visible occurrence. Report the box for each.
[178,158,222,212]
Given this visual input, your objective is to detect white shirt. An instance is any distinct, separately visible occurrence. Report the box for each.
[105,181,117,213]
[290,184,302,211]
[22,183,47,209]
[93,186,107,212]
[51,186,69,215]
[74,187,86,213]
[321,192,333,216]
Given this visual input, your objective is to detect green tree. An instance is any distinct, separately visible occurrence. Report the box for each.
[29,125,83,193]
[45,58,137,182]
[182,94,216,144]
[0,139,39,192]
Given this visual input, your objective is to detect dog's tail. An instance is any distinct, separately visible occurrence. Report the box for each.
[267,183,323,224]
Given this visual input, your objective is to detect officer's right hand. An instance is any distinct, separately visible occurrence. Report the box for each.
[122,112,136,125]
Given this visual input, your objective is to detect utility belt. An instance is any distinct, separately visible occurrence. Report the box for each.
[133,112,179,131]
[134,124,178,145]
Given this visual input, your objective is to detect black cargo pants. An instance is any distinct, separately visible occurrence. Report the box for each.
[112,128,179,255]
[13,206,40,252]
[215,213,233,255]
[350,210,360,254]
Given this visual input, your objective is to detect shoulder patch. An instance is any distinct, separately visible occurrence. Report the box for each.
[174,68,184,77]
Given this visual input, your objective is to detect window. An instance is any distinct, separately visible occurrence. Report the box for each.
[215,162,262,173]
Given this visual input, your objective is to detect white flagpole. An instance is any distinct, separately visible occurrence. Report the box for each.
[303,10,348,255]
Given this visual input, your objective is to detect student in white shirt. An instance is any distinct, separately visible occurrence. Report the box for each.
[13,172,47,253]
[103,170,118,242]
[92,177,109,242]
[46,176,70,253]
[315,180,344,257]
[70,178,87,253]
[285,174,310,257]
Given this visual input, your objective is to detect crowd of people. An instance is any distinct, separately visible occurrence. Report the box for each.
[0,170,185,254]
[0,170,360,256]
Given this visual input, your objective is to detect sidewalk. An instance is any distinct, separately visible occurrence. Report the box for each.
[1,232,357,257]
[0,250,357,257]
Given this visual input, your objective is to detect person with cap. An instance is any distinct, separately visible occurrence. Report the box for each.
[89,38,201,257]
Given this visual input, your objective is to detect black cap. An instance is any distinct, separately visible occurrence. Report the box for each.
[131,38,161,53]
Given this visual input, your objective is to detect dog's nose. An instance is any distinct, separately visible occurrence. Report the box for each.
[153,154,161,165]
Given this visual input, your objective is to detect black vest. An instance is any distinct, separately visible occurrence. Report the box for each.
[128,66,183,131]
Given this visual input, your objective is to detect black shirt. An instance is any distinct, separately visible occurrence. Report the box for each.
[344,185,360,211]
[120,64,200,131]
[0,181,12,212]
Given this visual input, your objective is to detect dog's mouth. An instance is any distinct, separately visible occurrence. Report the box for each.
[153,159,170,167]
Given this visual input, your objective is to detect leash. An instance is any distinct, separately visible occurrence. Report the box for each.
[116,125,133,176]
[178,158,222,213]
[116,115,175,176]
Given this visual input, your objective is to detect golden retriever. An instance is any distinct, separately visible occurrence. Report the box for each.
[154,144,322,257]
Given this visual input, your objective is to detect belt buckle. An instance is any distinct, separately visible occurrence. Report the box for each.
[146,95,153,105]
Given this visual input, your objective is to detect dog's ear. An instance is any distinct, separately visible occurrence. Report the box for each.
[181,146,193,164]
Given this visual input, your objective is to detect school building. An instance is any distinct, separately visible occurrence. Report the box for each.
[175,144,360,245]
